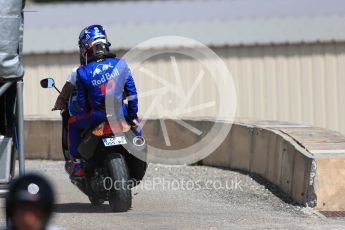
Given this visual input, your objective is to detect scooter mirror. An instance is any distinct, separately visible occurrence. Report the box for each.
[40,78,55,88]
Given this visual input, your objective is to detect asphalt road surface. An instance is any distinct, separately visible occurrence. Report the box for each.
[1,160,345,229]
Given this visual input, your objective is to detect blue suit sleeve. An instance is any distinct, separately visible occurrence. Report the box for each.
[123,62,138,119]
[76,68,89,114]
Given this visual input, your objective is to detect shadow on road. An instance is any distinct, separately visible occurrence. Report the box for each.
[55,202,112,213]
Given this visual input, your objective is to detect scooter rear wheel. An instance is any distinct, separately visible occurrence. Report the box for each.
[88,196,104,206]
[107,153,132,212]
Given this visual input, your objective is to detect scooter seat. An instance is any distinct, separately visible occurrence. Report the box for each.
[92,120,131,136]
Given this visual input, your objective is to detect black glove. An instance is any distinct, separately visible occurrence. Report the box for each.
[127,117,139,127]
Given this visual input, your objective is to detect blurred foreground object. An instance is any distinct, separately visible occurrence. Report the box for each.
[5,173,55,230]
[0,0,26,196]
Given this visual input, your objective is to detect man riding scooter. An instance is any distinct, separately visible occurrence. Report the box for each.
[56,25,139,177]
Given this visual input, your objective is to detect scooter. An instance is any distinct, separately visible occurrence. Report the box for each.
[40,78,147,212]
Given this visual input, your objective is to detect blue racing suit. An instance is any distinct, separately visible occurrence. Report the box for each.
[68,57,138,157]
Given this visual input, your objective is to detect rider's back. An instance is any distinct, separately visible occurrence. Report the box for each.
[76,57,131,115]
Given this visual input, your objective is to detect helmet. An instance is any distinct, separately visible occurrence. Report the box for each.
[78,25,111,61]
[6,173,55,222]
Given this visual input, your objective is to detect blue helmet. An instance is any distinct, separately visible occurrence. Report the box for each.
[78,25,111,58]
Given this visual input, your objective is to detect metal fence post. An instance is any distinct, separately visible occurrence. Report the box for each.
[16,80,25,175]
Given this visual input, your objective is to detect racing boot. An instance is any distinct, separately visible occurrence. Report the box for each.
[65,158,85,177]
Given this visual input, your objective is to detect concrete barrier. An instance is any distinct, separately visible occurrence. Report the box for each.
[24,119,345,211]
[24,120,62,160]
[203,121,345,211]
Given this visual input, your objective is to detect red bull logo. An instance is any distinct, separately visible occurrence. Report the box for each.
[91,64,120,87]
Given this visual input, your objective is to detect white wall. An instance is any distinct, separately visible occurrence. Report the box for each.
[23,42,345,134]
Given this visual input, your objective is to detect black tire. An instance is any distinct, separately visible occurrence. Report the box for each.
[107,153,132,212]
[126,153,147,188]
[88,196,104,206]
